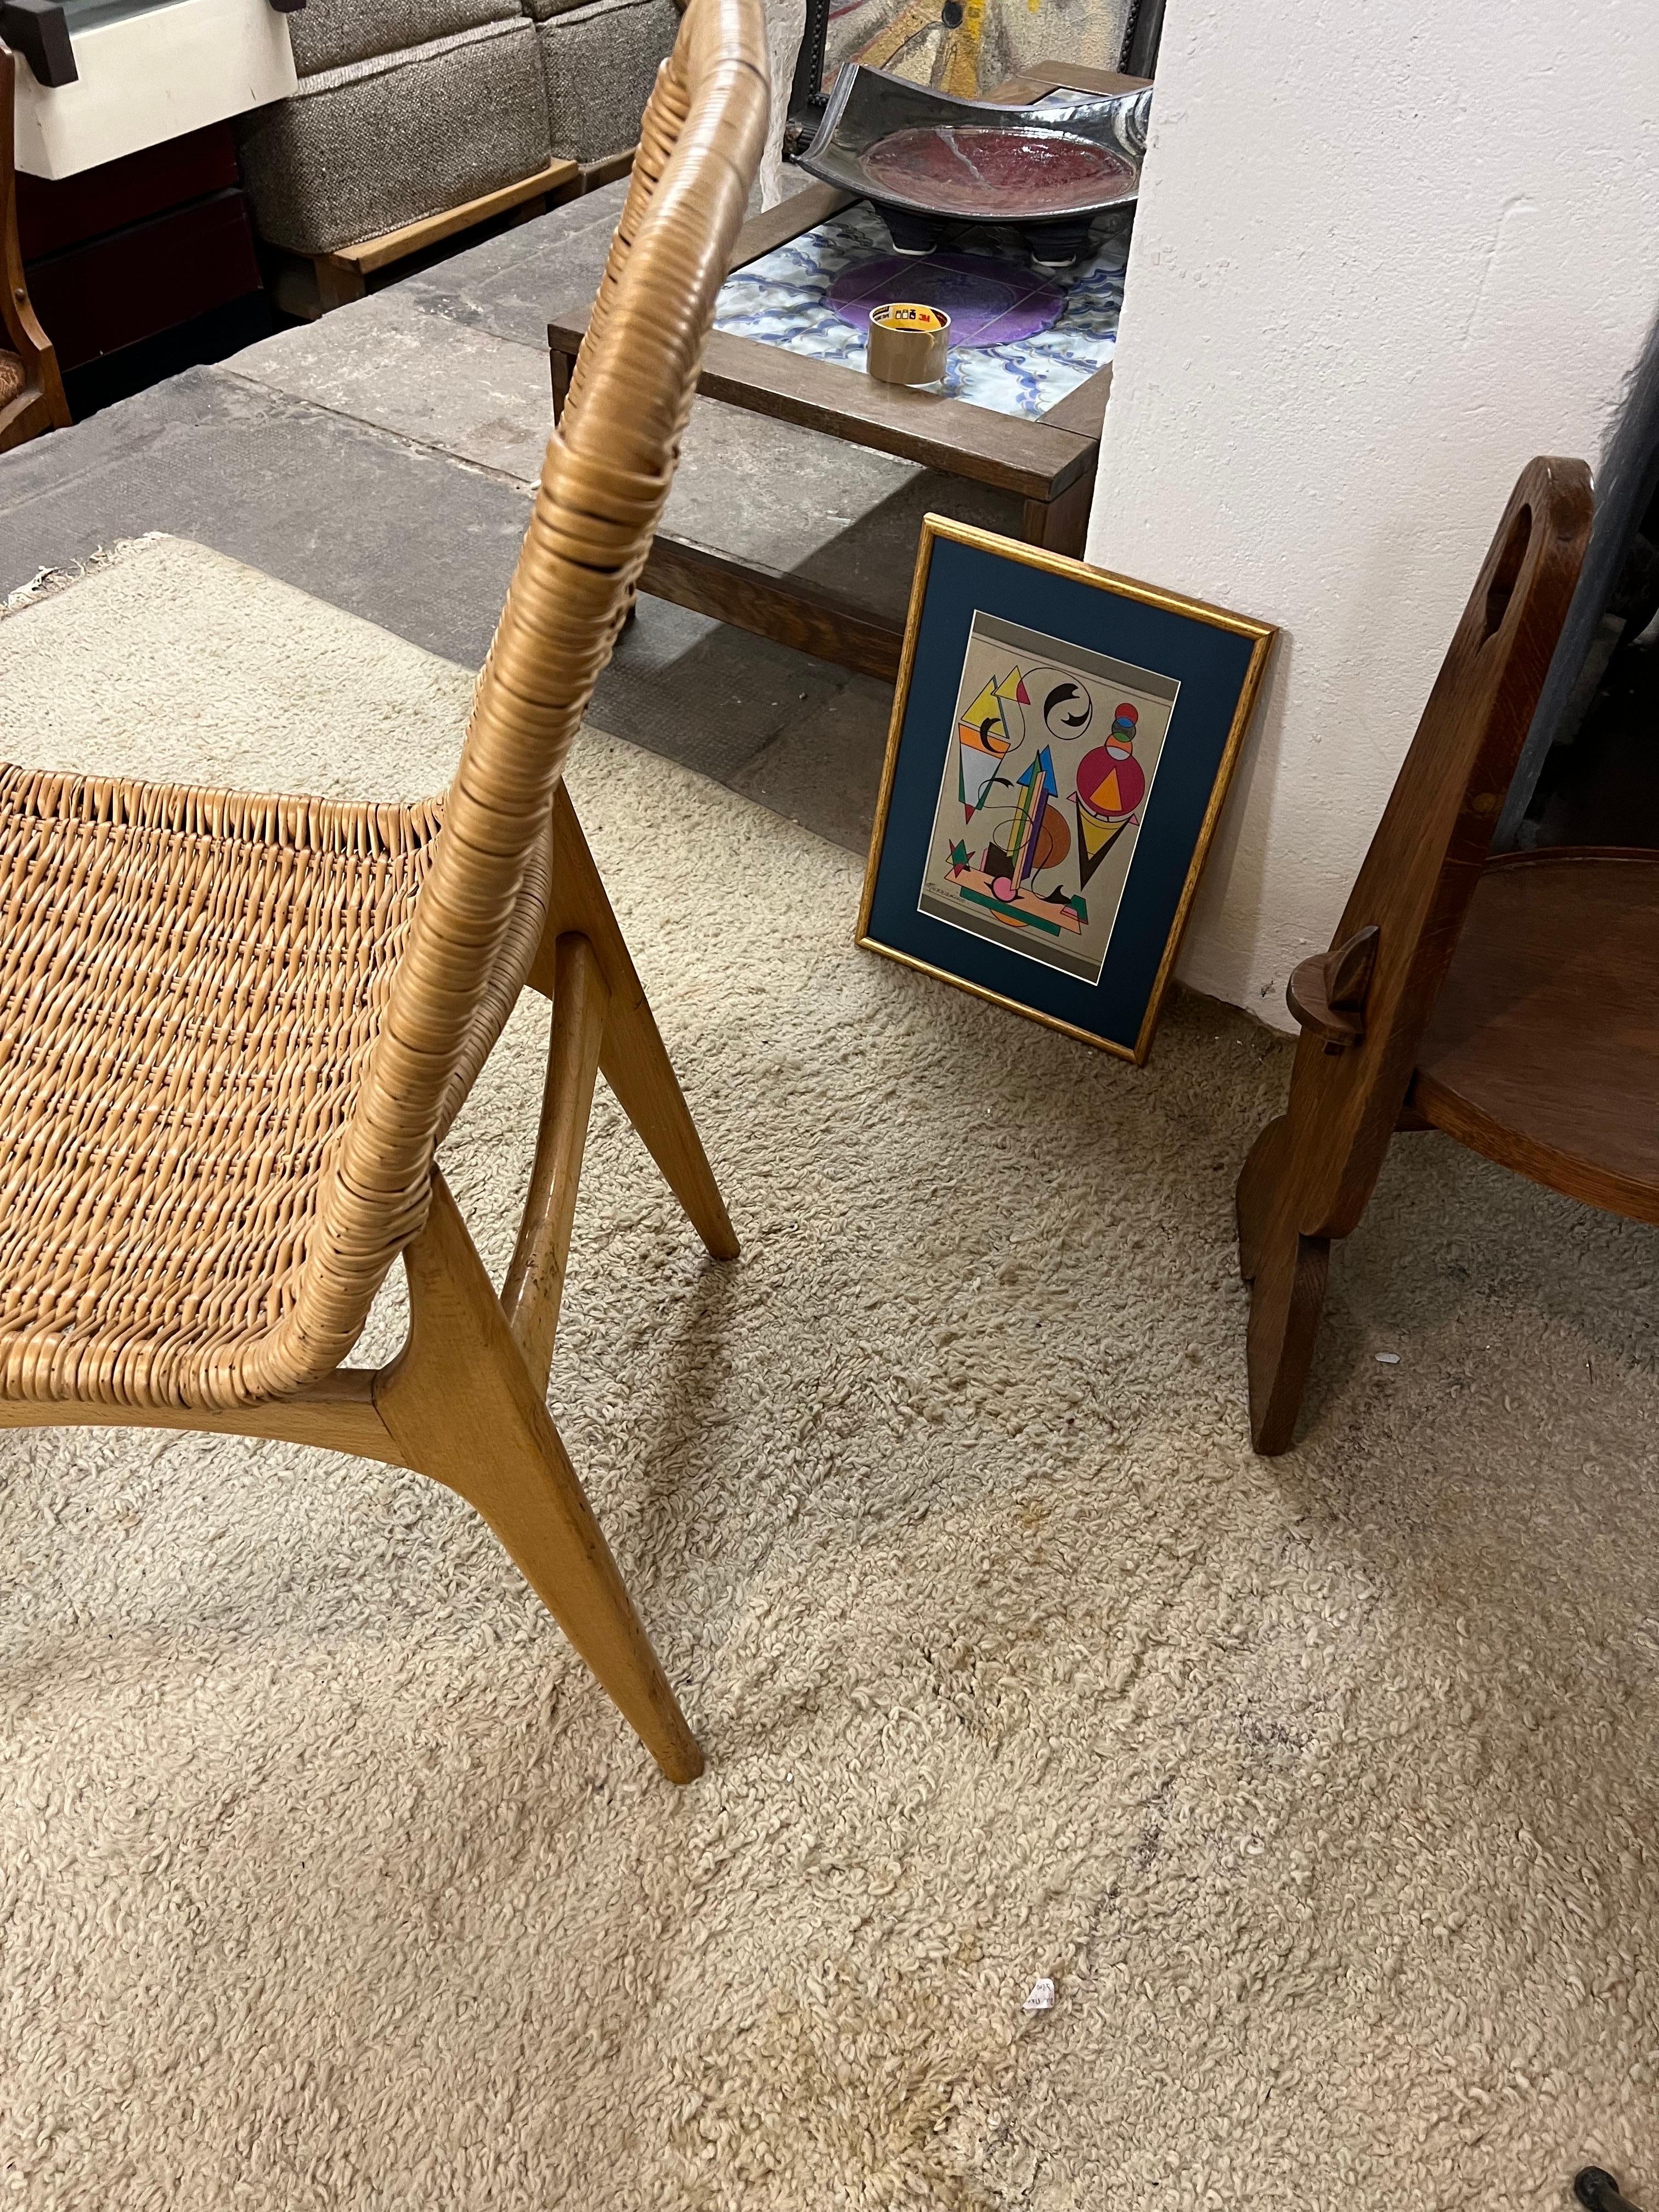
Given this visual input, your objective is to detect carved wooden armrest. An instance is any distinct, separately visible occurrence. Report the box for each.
[1286,924,1379,1051]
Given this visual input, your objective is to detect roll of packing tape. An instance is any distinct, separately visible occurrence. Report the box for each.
[866,302,951,386]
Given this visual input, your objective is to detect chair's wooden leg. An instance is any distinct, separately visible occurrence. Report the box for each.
[501,932,611,1395]
[597,987,739,1263]
[1577,2170,1647,2212]
[1236,1113,1289,1287]
[1243,1220,1330,1457]
[1237,1114,1330,1456]
[376,1170,703,1784]
[538,789,739,1263]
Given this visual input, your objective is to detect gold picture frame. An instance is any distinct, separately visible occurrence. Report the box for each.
[856,516,1276,1065]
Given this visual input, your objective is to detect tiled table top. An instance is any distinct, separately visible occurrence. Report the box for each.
[714,201,1127,422]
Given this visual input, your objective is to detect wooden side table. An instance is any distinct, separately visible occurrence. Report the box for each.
[1235,455,1659,1455]
[547,66,1146,681]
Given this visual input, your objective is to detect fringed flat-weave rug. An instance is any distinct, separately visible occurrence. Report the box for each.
[2,537,1655,2210]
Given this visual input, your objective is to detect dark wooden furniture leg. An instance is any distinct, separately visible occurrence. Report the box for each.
[1236,1113,1332,1457]
[1577,2171,1648,2212]
[1022,460,1097,557]
[1236,455,1593,1453]
[551,340,575,426]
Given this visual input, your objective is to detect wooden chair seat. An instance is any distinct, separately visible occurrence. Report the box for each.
[1414,850,1659,1227]
[0,766,534,1407]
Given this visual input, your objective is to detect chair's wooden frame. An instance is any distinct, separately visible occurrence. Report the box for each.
[1,38,71,454]
[0,789,738,1782]
[0,0,770,1783]
[1236,455,1598,1455]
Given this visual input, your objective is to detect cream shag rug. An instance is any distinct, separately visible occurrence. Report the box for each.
[2,537,1656,2211]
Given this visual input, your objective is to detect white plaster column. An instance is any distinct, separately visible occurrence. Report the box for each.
[1086,0,1659,1024]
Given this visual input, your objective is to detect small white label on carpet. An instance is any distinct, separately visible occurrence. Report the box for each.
[1024,1978,1056,2012]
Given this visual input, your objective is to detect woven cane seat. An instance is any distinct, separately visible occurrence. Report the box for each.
[0,0,761,1438]
[0,351,25,409]
[0,765,447,1406]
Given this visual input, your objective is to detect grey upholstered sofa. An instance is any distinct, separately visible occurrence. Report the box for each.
[236,0,681,257]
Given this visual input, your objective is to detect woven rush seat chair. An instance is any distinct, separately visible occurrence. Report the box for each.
[0,0,769,1782]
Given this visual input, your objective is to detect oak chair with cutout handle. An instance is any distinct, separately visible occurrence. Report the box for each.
[0,0,770,1780]
[1238,455,1657,1453]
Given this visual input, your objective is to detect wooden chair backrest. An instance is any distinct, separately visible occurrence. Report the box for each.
[1,40,70,445]
[245,0,770,1398]
[1283,454,1593,1241]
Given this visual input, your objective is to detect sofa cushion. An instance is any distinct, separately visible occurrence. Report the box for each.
[535,0,678,163]
[289,0,524,77]
[237,19,553,256]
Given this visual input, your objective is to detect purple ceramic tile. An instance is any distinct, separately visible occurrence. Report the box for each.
[827,252,1066,348]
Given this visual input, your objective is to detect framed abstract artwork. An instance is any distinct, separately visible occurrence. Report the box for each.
[856,518,1275,1064]
[789,0,1138,114]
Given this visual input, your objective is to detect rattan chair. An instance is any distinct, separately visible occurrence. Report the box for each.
[0,0,769,1782]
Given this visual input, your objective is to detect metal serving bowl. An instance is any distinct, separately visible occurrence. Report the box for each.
[799,64,1150,267]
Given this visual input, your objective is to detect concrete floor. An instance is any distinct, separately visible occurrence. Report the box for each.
[0,181,1022,855]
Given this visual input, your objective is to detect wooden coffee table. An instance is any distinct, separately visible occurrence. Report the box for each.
[547,63,1147,682]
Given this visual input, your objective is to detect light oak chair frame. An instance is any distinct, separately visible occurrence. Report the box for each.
[1,37,71,454]
[0,0,770,1782]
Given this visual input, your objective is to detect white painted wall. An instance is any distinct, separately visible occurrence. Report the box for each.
[1087,0,1659,1026]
